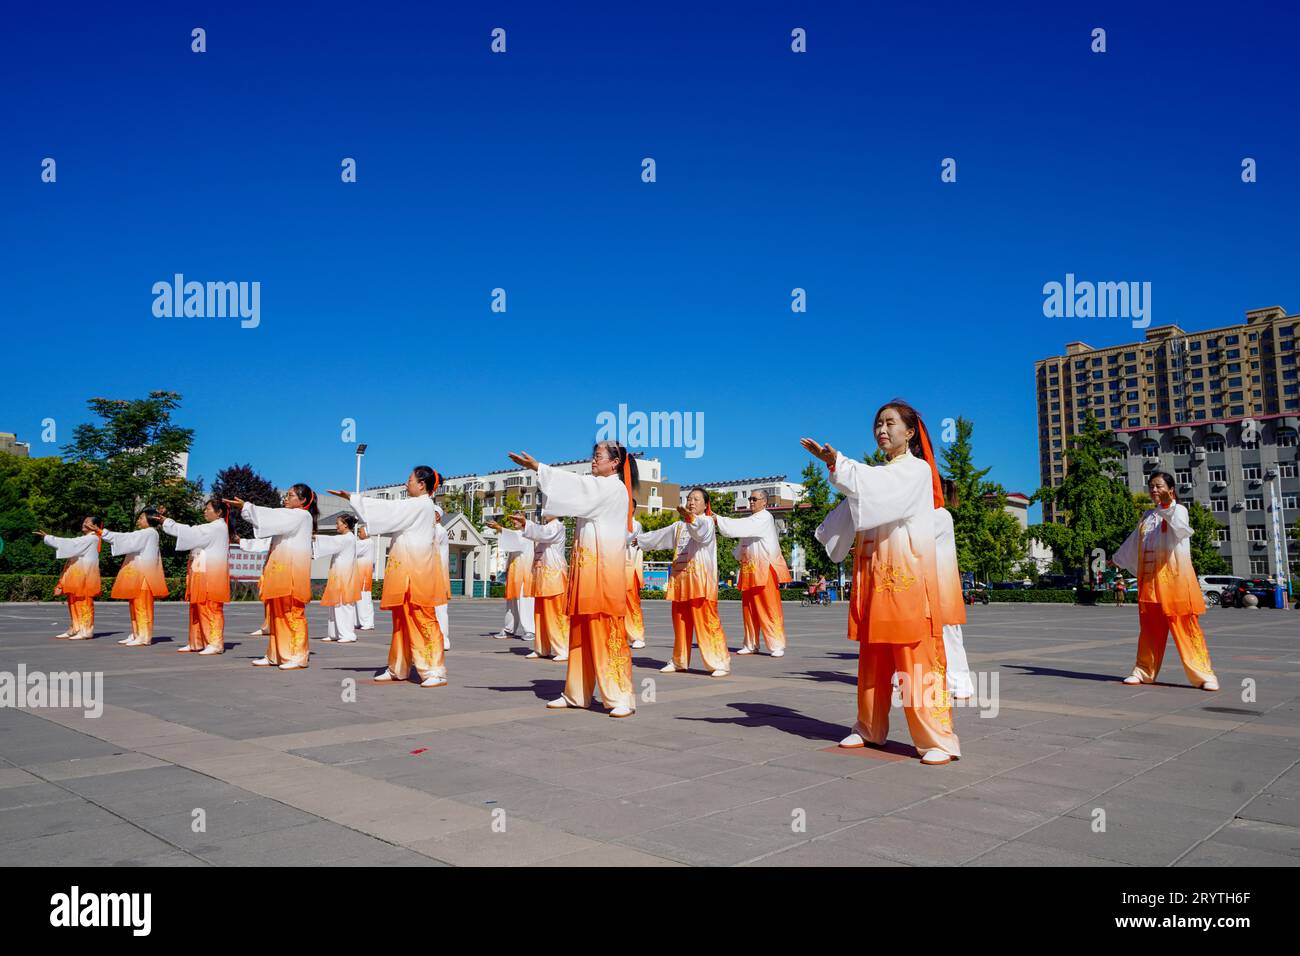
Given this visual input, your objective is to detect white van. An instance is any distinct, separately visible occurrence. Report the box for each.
[1197,575,1243,607]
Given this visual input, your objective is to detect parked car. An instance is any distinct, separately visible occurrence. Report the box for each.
[1220,578,1275,608]
[988,580,1033,590]
[1198,575,1244,608]
[1037,573,1082,590]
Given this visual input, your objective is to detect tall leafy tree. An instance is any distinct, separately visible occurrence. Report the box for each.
[1030,413,1138,583]
[211,464,281,539]
[1185,500,1230,575]
[790,462,841,578]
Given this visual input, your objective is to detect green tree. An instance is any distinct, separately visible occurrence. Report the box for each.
[1186,500,1230,575]
[1029,413,1138,585]
[211,463,280,539]
[790,462,841,578]
[940,417,1026,581]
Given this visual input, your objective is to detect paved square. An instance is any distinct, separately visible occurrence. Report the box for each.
[0,599,1296,866]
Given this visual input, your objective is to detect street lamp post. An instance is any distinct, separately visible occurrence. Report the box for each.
[355,443,368,496]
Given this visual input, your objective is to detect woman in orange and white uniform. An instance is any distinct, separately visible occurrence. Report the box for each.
[1114,470,1218,691]
[103,509,169,646]
[507,441,637,718]
[355,524,376,630]
[161,499,231,655]
[713,491,792,657]
[808,400,960,766]
[316,513,362,644]
[331,466,448,688]
[35,516,103,640]
[505,512,569,661]
[635,488,730,677]
[490,520,535,642]
[225,485,317,670]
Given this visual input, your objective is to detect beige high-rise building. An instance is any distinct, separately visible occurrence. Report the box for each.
[1035,307,1300,579]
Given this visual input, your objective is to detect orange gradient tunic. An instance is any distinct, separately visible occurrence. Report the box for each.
[1114,503,1216,686]
[816,450,958,758]
[315,531,363,607]
[637,514,729,673]
[163,517,230,651]
[350,492,448,681]
[537,463,633,711]
[524,518,570,657]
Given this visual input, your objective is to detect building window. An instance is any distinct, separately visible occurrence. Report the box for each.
[1175,469,1191,485]
[1249,558,1268,574]
[1213,527,1229,543]
[1245,497,1263,511]
[1277,428,1298,447]
[1210,498,1226,513]
[1279,464,1297,479]
[1248,526,1267,542]
[1243,466,1261,481]
[1208,466,1226,482]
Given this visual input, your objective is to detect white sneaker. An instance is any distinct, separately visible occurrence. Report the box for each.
[546,697,571,709]
[278,662,307,671]
[117,637,134,645]
[337,637,357,644]
[248,628,267,636]
[198,646,222,656]
[320,636,337,642]
[420,675,448,688]
[554,655,568,662]
[710,669,729,677]
[736,646,755,655]
[492,632,509,640]
[442,638,451,650]
[921,749,953,765]
[523,633,535,642]
[838,732,866,749]
[771,649,785,658]
[1201,680,1219,691]
[1122,674,1142,685]
[630,640,646,649]
[251,657,273,666]
[660,662,680,673]
[609,706,633,718]
[525,651,541,659]
[372,669,398,682]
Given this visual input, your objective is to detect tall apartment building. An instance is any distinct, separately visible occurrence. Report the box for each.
[1035,306,1300,577]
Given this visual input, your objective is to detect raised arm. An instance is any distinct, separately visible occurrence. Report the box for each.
[536,464,625,521]
[42,534,97,559]
[713,512,763,540]
[102,528,153,557]
[523,519,565,546]
[635,522,679,552]
[241,503,307,538]
[348,495,424,537]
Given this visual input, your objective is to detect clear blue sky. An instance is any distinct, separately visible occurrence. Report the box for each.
[4,2,1297,520]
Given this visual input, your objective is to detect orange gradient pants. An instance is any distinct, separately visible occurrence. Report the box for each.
[66,596,95,636]
[563,613,634,711]
[855,632,960,758]
[266,596,309,667]
[188,601,225,651]
[533,593,570,658]
[671,598,730,672]
[1132,603,1216,686]
[624,585,644,644]
[129,593,155,644]
[740,579,786,652]
[388,600,446,681]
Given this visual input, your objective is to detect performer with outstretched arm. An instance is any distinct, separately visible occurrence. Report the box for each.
[505,512,570,661]
[329,467,448,688]
[635,488,730,677]
[159,499,231,655]
[712,490,791,657]
[807,399,960,765]
[102,509,169,646]
[1114,471,1218,691]
[507,443,637,718]
[33,516,103,640]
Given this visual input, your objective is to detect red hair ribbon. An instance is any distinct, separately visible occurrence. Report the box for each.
[915,417,945,510]
[622,453,634,532]
[432,470,442,494]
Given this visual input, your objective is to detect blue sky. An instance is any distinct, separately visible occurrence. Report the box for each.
[3,1,1297,518]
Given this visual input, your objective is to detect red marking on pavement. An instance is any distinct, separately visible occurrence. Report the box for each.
[410,748,428,755]
[819,745,909,762]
